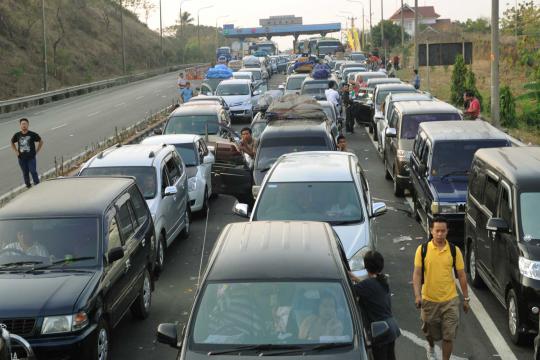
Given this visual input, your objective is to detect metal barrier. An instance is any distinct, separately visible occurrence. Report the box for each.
[0,63,208,114]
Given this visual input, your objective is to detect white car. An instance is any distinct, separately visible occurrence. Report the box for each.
[142,134,214,213]
[283,73,308,95]
[215,79,260,121]
[232,71,254,84]
[233,151,387,278]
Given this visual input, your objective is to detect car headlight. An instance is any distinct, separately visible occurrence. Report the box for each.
[519,257,540,280]
[41,312,89,334]
[430,202,458,214]
[349,247,370,272]
[397,149,411,161]
[188,177,197,192]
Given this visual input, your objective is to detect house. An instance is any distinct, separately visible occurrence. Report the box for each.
[389,4,442,36]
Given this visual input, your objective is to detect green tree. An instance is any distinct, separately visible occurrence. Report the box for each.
[500,86,517,128]
[450,54,468,107]
[501,1,540,36]
[457,18,491,33]
[370,20,409,49]
[464,69,483,109]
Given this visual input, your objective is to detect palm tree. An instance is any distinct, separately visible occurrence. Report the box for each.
[180,11,194,28]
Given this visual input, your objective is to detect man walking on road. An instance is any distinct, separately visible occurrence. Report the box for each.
[341,84,354,134]
[412,217,469,360]
[11,118,43,188]
[325,81,340,114]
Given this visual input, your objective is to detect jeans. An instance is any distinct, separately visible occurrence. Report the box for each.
[372,341,396,360]
[18,157,39,187]
[345,106,354,133]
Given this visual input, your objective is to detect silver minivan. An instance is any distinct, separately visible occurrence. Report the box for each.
[79,144,190,273]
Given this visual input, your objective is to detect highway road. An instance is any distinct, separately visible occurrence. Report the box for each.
[104,74,534,359]
[0,70,201,195]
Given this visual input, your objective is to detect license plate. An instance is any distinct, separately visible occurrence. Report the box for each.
[11,351,28,360]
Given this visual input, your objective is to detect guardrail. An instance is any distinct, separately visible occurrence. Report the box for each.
[0,63,207,114]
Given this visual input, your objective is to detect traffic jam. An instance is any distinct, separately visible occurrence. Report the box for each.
[2,36,540,360]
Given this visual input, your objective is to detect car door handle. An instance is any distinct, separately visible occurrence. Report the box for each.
[125,259,131,273]
[141,238,146,247]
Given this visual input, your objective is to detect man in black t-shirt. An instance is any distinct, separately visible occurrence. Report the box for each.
[11,118,43,188]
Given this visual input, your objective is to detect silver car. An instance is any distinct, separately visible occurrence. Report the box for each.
[78,144,190,273]
[233,151,387,278]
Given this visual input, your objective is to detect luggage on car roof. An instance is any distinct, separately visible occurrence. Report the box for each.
[265,94,327,120]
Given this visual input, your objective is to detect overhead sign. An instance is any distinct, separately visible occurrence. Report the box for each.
[223,24,234,30]
[260,15,303,27]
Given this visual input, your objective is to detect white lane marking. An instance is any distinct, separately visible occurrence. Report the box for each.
[51,123,67,130]
[401,329,469,360]
[364,125,519,359]
[161,95,167,98]
[114,102,126,108]
[0,145,10,151]
[135,95,144,100]
[33,110,46,115]
[87,111,101,117]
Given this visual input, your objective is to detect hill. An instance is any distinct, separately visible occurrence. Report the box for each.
[0,0,223,100]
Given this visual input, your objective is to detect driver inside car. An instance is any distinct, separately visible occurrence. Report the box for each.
[2,228,49,257]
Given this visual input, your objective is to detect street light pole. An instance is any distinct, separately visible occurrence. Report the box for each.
[369,0,372,43]
[400,0,404,48]
[215,15,229,50]
[179,0,191,34]
[197,5,214,50]
[41,0,48,91]
[491,0,500,126]
[120,0,126,74]
[159,0,163,59]
[381,0,384,60]
[414,0,419,69]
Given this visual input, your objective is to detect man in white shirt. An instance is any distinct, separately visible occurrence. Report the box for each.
[325,82,340,114]
[3,229,49,257]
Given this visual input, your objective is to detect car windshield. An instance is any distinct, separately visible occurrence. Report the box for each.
[520,192,540,241]
[245,70,261,80]
[216,84,250,96]
[351,54,366,62]
[400,113,461,139]
[234,74,251,80]
[80,166,157,199]
[191,281,353,348]
[286,77,306,90]
[256,137,328,170]
[174,143,198,167]
[431,140,509,177]
[0,218,98,268]
[254,182,363,223]
[375,89,415,106]
[164,115,219,136]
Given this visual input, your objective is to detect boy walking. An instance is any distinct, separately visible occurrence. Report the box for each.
[11,118,43,188]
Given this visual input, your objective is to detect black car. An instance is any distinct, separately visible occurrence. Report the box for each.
[0,177,155,360]
[156,221,390,359]
[465,146,540,345]
[410,121,512,244]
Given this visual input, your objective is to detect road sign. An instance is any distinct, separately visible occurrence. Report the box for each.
[223,24,234,30]
[260,15,302,27]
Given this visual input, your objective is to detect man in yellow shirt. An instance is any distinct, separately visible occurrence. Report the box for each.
[412,217,470,360]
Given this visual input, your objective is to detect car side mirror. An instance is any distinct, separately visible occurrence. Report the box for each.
[253,90,260,96]
[233,202,250,218]
[486,217,509,232]
[163,186,178,197]
[371,202,387,218]
[153,127,163,135]
[370,320,390,344]
[107,247,124,264]
[203,154,214,164]
[385,127,396,138]
[156,323,181,349]
[278,84,285,91]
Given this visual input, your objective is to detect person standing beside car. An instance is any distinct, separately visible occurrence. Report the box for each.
[412,217,469,360]
[341,84,354,134]
[239,127,257,158]
[11,118,43,189]
[325,81,340,113]
[350,251,400,360]
[463,90,481,119]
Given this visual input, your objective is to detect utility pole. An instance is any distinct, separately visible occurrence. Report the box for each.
[426,37,430,91]
[41,0,48,92]
[400,0,404,48]
[414,0,419,70]
[159,0,163,60]
[491,0,500,126]
[120,0,126,74]
[381,0,384,60]
[362,7,365,49]
[369,0,372,44]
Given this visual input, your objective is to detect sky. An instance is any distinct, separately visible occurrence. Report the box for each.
[142,0,540,50]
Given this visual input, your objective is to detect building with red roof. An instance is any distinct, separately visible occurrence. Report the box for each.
[389,4,447,36]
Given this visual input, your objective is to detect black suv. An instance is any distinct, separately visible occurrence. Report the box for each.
[0,177,155,360]
[464,147,540,344]
[155,221,391,359]
[410,121,512,244]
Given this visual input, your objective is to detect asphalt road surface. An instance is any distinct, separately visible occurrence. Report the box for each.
[105,73,535,359]
[0,71,201,195]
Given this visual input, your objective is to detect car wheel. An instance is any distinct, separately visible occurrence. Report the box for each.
[393,167,404,197]
[155,235,165,274]
[181,206,191,239]
[467,243,484,288]
[130,268,152,319]
[384,158,392,180]
[201,187,209,214]
[84,318,109,360]
[507,289,526,345]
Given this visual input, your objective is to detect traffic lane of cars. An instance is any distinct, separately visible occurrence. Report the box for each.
[349,128,508,359]
[110,193,243,360]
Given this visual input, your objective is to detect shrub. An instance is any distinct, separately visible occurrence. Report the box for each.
[450,54,468,107]
[500,86,517,128]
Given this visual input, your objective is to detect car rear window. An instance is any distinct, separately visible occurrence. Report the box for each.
[400,113,462,139]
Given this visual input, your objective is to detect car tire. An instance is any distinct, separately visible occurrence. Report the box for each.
[507,289,526,345]
[181,206,191,239]
[467,243,484,288]
[155,235,166,275]
[384,158,392,180]
[393,167,404,197]
[85,318,109,360]
[130,269,152,320]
